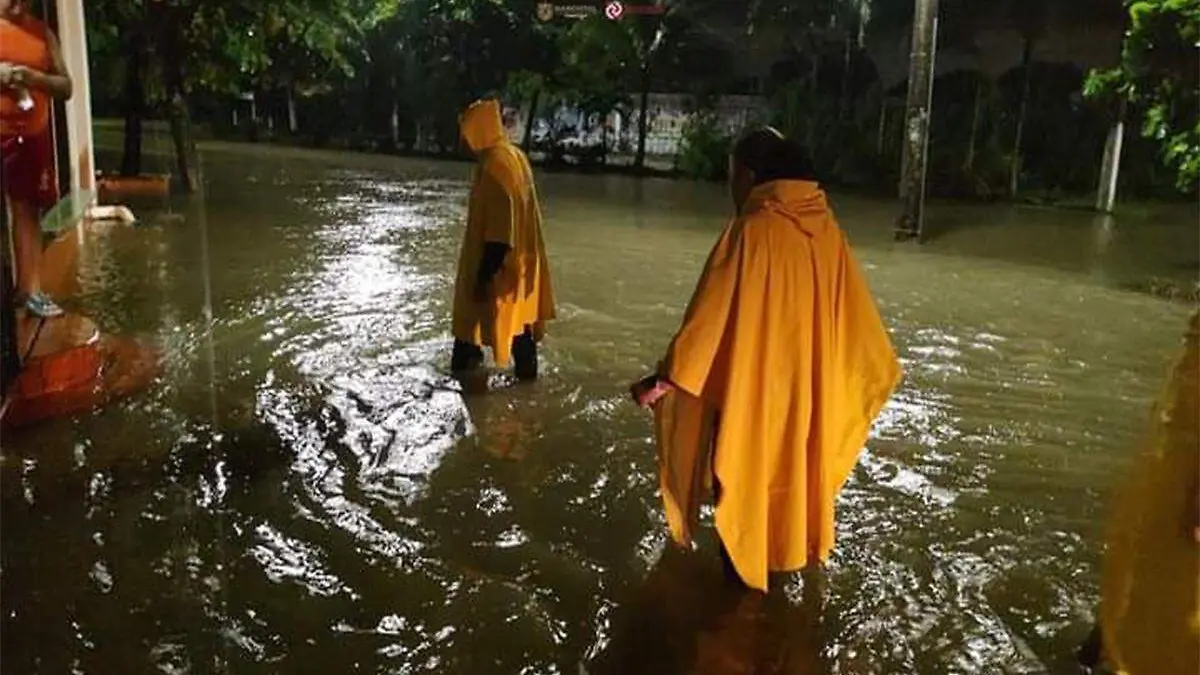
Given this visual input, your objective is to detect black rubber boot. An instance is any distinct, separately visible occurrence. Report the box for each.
[512,328,538,382]
[718,540,750,589]
[1077,621,1104,671]
[450,339,484,373]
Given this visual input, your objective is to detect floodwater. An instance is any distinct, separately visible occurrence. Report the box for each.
[2,141,1196,674]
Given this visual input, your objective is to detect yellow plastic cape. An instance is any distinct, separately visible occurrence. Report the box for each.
[654,180,902,591]
[452,99,555,366]
[1101,311,1199,675]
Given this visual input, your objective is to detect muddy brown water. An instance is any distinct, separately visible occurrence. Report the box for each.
[1,141,1196,673]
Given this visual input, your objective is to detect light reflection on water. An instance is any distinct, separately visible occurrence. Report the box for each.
[1,145,1195,673]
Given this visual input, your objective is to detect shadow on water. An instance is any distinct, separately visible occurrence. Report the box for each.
[586,546,832,675]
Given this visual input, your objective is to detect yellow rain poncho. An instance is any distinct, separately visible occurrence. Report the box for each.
[654,179,902,591]
[1101,311,1199,675]
[452,99,555,366]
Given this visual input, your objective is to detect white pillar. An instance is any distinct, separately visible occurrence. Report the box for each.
[1096,117,1124,213]
[54,0,96,200]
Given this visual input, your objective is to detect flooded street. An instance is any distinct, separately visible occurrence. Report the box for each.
[2,142,1196,673]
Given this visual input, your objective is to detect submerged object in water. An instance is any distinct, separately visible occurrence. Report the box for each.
[96,173,171,201]
[0,311,161,432]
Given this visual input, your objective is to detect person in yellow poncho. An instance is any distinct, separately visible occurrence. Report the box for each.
[451,98,555,381]
[630,128,902,591]
[1083,311,1199,675]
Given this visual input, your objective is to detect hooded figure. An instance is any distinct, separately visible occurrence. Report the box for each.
[632,129,902,591]
[451,99,555,380]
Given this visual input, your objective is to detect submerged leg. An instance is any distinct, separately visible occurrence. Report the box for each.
[717,540,748,589]
[512,326,538,381]
[712,479,747,588]
[450,339,484,373]
[1077,620,1104,670]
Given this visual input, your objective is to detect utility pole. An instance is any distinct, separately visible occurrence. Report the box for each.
[895,0,939,243]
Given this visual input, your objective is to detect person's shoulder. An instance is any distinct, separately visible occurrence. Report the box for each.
[479,150,522,188]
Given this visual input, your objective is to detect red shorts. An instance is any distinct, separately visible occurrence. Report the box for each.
[1,130,58,210]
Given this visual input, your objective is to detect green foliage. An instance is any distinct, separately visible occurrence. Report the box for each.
[505,70,546,104]
[1085,0,1200,192]
[82,0,1194,199]
[85,0,369,98]
[674,110,732,181]
[552,16,636,117]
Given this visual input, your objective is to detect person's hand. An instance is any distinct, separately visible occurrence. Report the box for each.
[0,65,38,90]
[630,373,671,409]
[7,65,33,86]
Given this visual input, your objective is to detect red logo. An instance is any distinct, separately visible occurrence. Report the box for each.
[604,1,624,20]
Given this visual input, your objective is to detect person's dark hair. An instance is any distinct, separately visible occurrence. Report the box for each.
[731,127,819,184]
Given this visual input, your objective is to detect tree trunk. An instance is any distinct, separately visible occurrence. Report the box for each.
[120,33,146,177]
[896,0,939,242]
[877,93,888,156]
[154,8,197,193]
[162,56,196,193]
[809,50,819,96]
[964,78,984,171]
[840,36,853,117]
[634,66,651,170]
[1009,35,1034,197]
[287,85,298,135]
[167,92,196,193]
[521,88,540,150]
[601,113,609,164]
[390,76,400,147]
[390,99,400,148]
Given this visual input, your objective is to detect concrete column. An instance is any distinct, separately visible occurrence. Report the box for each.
[54,0,96,200]
[1096,113,1125,213]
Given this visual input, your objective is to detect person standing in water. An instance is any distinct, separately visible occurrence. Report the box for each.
[630,128,902,591]
[0,0,72,318]
[451,98,555,381]
[1084,311,1198,675]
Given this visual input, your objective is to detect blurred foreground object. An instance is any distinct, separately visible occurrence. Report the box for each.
[1100,311,1199,675]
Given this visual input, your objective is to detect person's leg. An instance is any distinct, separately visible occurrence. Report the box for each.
[11,198,60,317]
[512,325,538,381]
[450,339,484,373]
[1077,619,1104,670]
[6,132,61,318]
[717,539,748,588]
[12,198,40,297]
[712,477,749,588]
